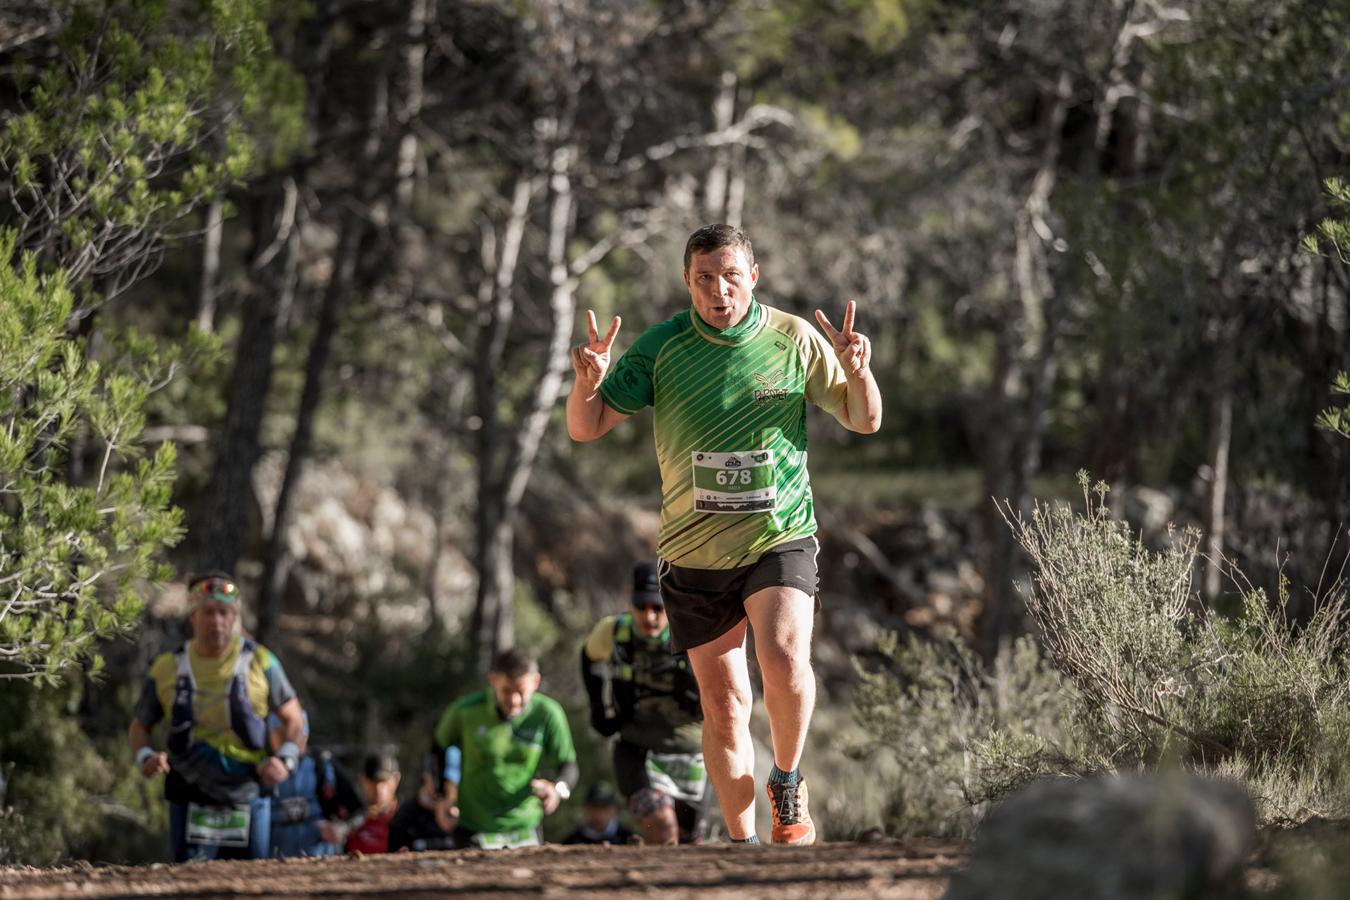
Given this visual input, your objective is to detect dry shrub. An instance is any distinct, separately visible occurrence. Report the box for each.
[854,472,1350,835]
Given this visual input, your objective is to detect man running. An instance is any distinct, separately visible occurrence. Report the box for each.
[129,572,307,861]
[431,648,578,849]
[582,561,707,844]
[567,224,882,845]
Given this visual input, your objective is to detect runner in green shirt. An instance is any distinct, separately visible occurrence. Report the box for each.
[431,648,578,849]
[567,224,883,845]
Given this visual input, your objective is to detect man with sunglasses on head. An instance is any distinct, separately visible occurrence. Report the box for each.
[568,224,883,845]
[128,572,307,861]
[581,561,707,845]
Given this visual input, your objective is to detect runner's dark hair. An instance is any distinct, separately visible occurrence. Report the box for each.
[683,224,753,273]
[490,647,539,678]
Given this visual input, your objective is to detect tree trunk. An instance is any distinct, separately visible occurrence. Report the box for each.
[395,0,430,215]
[196,196,225,334]
[255,210,366,644]
[725,140,747,229]
[470,175,534,664]
[981,70,1071,652]
[704,71,737,222]
[192,175,301,574]
[482,142,579,656]
[1202,327,1234,600]
[424,378,470,635]
[255,68,391,644]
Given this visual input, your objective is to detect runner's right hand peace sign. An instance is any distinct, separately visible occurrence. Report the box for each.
[571,309,621,390]
[815,300,872,378]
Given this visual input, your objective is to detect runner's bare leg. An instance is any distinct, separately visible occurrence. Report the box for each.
[744,586,816,773]
[687,619,756,840]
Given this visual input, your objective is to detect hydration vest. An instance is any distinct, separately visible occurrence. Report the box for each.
[166,639,270,756]
[270,753,336,857]
[610,614,701,719]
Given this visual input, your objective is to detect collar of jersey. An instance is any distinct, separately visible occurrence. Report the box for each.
[637,625,671,646]
[189,633,240,664]
[489,689,535,723]
[690,297,764,346]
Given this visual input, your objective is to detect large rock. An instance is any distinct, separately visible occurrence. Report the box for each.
[945,773,1255,900]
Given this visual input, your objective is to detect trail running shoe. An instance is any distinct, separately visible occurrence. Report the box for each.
[767,777,816,845]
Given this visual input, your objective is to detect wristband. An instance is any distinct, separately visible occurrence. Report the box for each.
[135,746,156,767]
[554,781,571,801]
[278,741,301,762]
[444,746,462,785]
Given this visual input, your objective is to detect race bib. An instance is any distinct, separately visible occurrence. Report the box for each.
[645,751,708,804]
[474,826,541,850]
[691,450,776,514]
[278,795,312,824]
[186,802,251,847]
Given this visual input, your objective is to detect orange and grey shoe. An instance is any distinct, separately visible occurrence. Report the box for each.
[767,777,817,845]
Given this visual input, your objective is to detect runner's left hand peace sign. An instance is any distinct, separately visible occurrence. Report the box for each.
[815,300,872,378]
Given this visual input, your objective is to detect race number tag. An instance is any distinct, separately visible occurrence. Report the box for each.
[186,803,251,847]
[691,450,776,514]
[645,751,709,804]
[474,827,542,850]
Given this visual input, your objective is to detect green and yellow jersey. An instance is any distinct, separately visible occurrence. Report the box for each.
[600,298,847,570]
[135,635,295,765]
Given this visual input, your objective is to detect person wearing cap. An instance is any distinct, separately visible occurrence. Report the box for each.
[431,647,578,849]
[581,561,706,845]
[266,711,363,858]
[345,752,402,854]
[128,571,307,861]
[385,756,457,852]
[562,782,637,845]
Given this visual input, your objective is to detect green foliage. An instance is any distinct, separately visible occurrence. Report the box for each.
[1301,178,1350,265]
[0,678,160,865]
[0,231,184,683]
[1003,474,1350,818]
[856,474,1350,835]
[1315,371,1350,439]
[724,0,919,77]
[1,0,306,293]
[1303,176,1350,442]
[850,629,1084,837]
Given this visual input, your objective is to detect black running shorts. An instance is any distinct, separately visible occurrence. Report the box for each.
[659,536,820,653]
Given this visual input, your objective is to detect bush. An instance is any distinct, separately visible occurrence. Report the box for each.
[0,678,163,865]
[850,629,1086,837]
[854,472,1350,835]
[1007,474,1350,791]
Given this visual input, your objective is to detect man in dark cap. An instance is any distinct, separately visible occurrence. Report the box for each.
[581,561,707,845]
[345,751,401,854]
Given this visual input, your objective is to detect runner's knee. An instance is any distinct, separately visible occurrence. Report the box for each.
[700,683,751,729]
[756,642,813,692]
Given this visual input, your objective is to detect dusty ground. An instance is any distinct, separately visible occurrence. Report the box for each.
[0,840,964,899]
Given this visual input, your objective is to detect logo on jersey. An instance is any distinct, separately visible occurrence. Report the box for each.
[752,369,788,403]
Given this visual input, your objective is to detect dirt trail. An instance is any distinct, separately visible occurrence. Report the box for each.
[0,840,963,899]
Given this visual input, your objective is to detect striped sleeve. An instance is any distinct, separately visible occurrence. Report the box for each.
[599,316,684,415]
[801,321,848,413]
